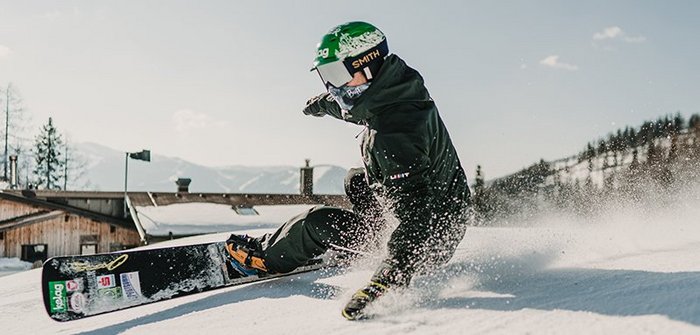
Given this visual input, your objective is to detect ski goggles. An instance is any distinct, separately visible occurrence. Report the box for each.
[315,60,353,89]
[312,39,389,88]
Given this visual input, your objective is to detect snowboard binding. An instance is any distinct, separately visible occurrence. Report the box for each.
[225,234,268,278]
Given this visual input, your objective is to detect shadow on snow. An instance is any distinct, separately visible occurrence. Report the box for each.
[78,268,344,335]
[411,251,700,326]
[79,251,700,333]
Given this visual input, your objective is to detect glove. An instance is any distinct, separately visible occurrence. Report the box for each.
[302,92,334,117]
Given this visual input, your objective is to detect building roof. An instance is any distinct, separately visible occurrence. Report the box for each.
[1,190,350,208]
[0,190,351,239]
[133,203,320,237]
[127,192,349,208]
[0,191,135,232]
[0,210,64,232]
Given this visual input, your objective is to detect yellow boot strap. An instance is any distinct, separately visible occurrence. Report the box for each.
[226,243,268,271]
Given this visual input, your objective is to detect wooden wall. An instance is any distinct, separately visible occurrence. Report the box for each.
[0,199,141,259]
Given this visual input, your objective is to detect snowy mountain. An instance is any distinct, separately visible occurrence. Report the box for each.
[74,142,348,194]
[1,186,699,334]
[473,117,700,225]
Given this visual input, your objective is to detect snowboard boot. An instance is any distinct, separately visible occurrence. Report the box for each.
[341,280,388,320]
[342,260,411,320]
[225,234,268,278]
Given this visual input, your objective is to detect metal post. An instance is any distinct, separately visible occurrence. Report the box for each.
[4,86,9,181]
[124,152,129,218]
[46,118,52,189]
[123,149,150,218]
[63,144,68,190]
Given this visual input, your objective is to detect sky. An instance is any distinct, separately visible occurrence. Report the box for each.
[0,1,699,179]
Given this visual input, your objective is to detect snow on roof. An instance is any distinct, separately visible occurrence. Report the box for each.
[135,203,319,236]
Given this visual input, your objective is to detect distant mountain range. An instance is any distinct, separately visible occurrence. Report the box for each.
[75,142,348,194]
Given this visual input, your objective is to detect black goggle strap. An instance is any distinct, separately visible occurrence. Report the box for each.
[342,39,389,81]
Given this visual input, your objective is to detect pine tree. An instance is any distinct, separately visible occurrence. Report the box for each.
[473,165,485,193]
[689,114,700,130]
[646,139,672,186]
[33,117,64,189]
[597,139,608,156]
[471,165,490,222]
[629,149,640,171]
[621,149,643,201]
[638,121,653,145]
[585,142,596,161]
[655,117,666,138]
[673,112,685,134]
[646,140,661,169]
[690,114,700,160]
[627,128,638,149]
[667,133,679,162]
[613,129,624,166]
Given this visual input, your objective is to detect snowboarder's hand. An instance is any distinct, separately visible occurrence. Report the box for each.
[303,92,333,117]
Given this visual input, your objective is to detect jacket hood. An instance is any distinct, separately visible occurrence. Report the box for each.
[344,54,432,122]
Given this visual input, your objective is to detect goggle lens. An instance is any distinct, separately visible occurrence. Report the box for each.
[315,61,353,88]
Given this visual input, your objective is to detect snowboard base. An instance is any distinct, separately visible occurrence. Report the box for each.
[42,242,326,321]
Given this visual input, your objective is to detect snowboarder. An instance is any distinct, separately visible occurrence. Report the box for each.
[226,21,471,320]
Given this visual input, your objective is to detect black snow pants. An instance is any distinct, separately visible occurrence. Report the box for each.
[257,168,469,283]
[257,168,383,273]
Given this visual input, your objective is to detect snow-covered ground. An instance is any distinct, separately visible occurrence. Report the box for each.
[1,194,699,334]
[0,258,32,277]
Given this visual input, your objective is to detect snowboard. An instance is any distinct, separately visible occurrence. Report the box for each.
[41,241,326,322]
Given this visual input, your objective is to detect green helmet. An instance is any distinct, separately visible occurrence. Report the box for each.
[312,21,389,88]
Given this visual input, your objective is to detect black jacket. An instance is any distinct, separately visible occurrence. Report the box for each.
[306,54,470,279]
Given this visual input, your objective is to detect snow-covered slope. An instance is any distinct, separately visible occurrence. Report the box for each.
[2,191,699,334]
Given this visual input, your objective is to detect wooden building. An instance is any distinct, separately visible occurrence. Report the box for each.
[0,191,140,263]
[0,170,349,263]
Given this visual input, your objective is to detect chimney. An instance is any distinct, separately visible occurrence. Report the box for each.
[175,178,191,193]
[9,155,18,189]
[300,159,313,196]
